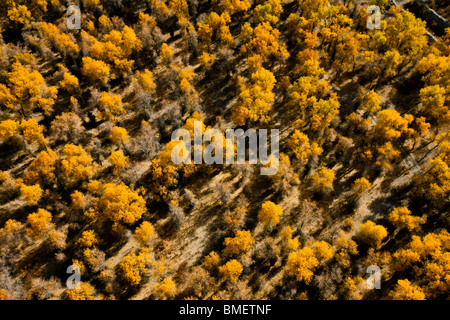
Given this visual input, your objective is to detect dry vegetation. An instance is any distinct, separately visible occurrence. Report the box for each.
[0,0,449,300]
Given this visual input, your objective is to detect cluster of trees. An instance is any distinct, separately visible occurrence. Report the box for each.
[0,0,448,300]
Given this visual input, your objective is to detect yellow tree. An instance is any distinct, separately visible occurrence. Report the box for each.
[77,230,98,248]
[419,85,448,123]
[310,167,335,192]
[86,182,146,226]
[59,73,79,93]
[65,282,96,300]
[135,221,156,246]
[286,247,319,284]
[26,209,53,240]
[110,126,129,147]
[357,220,388,247]
[388,279,426,300]
[253,0,283,25]
[60,144,97,186]
[388,207,425,232]
[374,109,414,141]
[3,62,57,115]
[98,92,126,122]
[17,181,43,205]
[258,201,283,228]
[81,57,111,85]
[20,118,47,146]
[120,247,152,285]
[39,22,80,57]
[133,69,157,94]
[160,43,173,64]
[232,67,276,126]
[153,277,176,299]
[224,206,247,231]
[223,230,254,256]
[352,177,371,197]
[361,90,381,114]
[0,120,20,143]
[107,150,129,175]
[203,251,221,271]
[288,130,322,166]
[219,259,243,282]
[221,0,251,14]
[23,149,58,185]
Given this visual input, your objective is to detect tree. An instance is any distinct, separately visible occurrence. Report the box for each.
[357,220,388,247]
[224,206,247,231]
[60,144,97,186]
[120,247,152,285]
[388,207,425,232]
[313,241,334,261]
[310,167,335,192]
[71,190,87,210]
[374,109,414,141]
[153,277,176,299]
[83,247,106,272]
[17,181,43,205]
[232,67,276,126]
[133,69,156,94]
[3,62,57,115]
[20,118,47,146]
[77,230,98,248]
[23,148,58,185]
[39,22,80,57]
[352,177,371,197]
[286,247,319,284]
[98,92,125,122]
[160,43,173,64]
[222,0,251,14]
[0,120,19,143]
[204,251,221,271]
[258,201,283,228]
[334,231,359,268]
[219,259,243,282]
[26,209,53,240]
[223,230,254,256]
[384,8,428,59]
[241,22,287,62]
[47,229,67,250]
[86,182,146,226]
[50,112,84,143]
[288,130,322,166]
[415,140,450,206]
[419,85,448,123]
[65,282,96,300]
[388,279,426,300]
[361,90,381,114]
[7,4,31,25]
[135,221,156,246]
[198,51,215,69]
[59,73,79,93]
[81,57,111,85]
[110,126,129,147]
[107,150,129,175]
[253,0,283,25]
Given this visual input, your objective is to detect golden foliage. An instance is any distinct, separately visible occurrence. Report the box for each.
[219,259,243,282]
[135,221,156,246]
[26,209,53,240]
[257,201,283,227]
